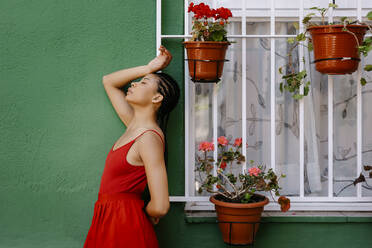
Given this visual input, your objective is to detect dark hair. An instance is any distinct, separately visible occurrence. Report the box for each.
[142,72,180,207]
[153,72,180,168]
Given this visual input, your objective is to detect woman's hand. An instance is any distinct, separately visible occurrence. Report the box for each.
[144,205,160,225]
[147,45,172,73]
[148,216,160,225]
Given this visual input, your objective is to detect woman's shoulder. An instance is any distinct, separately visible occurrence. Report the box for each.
[137,127,164,141]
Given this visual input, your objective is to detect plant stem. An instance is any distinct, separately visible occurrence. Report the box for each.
[217,183,233,197]
[343,21,361,48]
[268,190,277,204]
[206,188,231,199]
[217,167,240,198]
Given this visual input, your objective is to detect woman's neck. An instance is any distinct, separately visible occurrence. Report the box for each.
[128,107,158,130]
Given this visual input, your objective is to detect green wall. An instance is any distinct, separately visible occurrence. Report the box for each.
[0,0,371,247]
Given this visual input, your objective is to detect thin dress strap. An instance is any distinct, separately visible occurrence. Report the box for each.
[133,129,165,151]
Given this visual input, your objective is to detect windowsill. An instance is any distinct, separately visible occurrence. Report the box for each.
[183,200,372,211]
[184,211,372,223]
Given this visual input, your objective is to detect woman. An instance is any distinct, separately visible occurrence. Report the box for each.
[83,45,180,248]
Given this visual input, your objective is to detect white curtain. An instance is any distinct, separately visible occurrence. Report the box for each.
[193,20,372,197]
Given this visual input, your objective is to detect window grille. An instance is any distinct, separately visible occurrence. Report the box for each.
[158,0,372,211]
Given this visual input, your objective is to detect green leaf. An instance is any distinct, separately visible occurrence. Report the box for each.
[364,37,372,45]
[308,42,313,51]
[293,94,304,100]
[361,77,367,86]
[244,193,252,200]
[210,31,224,42]
[358,44,371,57]
[282,73,296,79]
[302,13,315,24]
[279,67,283,74]
[287,37,295,44]
[298,70,307,79]
[367,10,372,20]
[304,84,310,96]
[364,64,372,71]
[296,33,306,42]
[302,16,311,24]
[328,3,338,8]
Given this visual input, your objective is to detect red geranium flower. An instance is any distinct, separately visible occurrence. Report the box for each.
[188,2,194,13]
[214,7,232,20]
[248,167,261,177]
[233,138,242,147]
[198,141,214,152]
[188,2,232,21]
[217,136,229,146]
[220,161,227,170]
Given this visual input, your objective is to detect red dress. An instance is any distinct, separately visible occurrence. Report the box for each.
[83,129,165,248]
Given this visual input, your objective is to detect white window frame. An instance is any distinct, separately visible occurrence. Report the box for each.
[158,0,372,211]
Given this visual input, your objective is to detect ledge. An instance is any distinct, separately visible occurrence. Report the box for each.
[184,211,372,223]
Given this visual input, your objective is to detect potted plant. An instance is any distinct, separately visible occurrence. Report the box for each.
[195,136,291,245]
[279,3,372,99]
[183,2,232,82]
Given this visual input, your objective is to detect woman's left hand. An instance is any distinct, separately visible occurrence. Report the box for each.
[147,45,172,73]
[144,205,160,225]
[148,216,160,225]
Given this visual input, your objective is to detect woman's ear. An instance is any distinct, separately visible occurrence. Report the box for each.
[152,93,163,104]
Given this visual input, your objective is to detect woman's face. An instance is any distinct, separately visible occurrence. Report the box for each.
[125,73,163,107]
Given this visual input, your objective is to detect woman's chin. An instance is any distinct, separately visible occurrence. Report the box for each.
[125,95,134,103]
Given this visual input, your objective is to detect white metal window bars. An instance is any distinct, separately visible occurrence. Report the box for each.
[158,0,372,211]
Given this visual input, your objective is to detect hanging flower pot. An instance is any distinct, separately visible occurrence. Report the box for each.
[278,3,372,99]
[183,41,229,81]
[210,193,269,245]
[184,2,233,82]
[307,24,369,74]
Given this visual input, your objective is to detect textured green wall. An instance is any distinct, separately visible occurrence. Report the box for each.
[0,0,182,246]
[0,0,371,247]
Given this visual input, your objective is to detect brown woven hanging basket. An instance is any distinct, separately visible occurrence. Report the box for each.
[183,41,230,82]
[307,24,369,74]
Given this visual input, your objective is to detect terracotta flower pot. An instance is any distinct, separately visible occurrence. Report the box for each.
[307,24,368,74]
[209,193,269,245]
[183,41,230,82]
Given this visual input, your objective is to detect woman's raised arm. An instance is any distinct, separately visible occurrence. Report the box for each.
[102,46,172,127]
[102,65,150,127]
